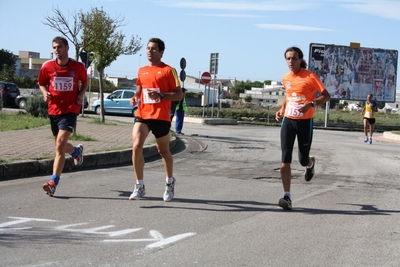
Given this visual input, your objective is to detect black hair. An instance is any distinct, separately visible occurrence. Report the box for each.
[148,38,165,52]
[284,46,307,69]
[52,36,68,46]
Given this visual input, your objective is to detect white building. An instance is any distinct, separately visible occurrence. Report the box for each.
[239,81,285,106]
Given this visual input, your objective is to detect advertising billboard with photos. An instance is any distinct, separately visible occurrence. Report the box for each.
[309,43,398,102]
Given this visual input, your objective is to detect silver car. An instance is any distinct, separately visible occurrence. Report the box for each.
[91,89,138,117]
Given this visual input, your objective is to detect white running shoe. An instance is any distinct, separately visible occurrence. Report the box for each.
[163,177,176,202]
[129,184,146,200]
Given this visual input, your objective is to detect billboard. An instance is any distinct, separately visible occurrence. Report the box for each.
[309,43,398,102]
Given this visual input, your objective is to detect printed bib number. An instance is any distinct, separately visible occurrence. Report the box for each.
[53,77,73,91]
[143,88,161,104]
[285,102,304,118]
[365,111,372,117]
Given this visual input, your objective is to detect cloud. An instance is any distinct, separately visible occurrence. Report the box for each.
[193,13,265,18]
[339,0,400,20]
[256,24,335,31]
[157,0,318,11]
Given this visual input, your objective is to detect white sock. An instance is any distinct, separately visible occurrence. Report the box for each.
[284,191,291,198]
[307,159,314,169]
[166,177,174,184]
[136,180,144,186]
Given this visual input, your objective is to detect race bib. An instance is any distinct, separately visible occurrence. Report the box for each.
[53,77,73,91]
[142,88,161,104]
[285,102,304,118]
[365,111,372,117]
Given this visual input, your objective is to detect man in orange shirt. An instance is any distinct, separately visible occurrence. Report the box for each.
[275,46,331,210]
[129,38,183,202]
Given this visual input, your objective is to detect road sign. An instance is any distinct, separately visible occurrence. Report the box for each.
[210,53,219,75]
[180,57,186,69]
[180,70,186,82]
[201,72,212,84]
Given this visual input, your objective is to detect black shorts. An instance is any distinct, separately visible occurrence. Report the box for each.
[134,117,171,138]
[280,117,313,166]
[49,113,77,136]
[364,118,376,125]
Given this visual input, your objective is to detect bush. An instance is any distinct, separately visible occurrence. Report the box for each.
[26,96,48,118]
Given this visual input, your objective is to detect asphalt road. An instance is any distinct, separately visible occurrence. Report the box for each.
[1,122,400,267]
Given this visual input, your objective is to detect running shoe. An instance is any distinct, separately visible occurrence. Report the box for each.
[304,156,315,182]
[369,138,372,144]
[73,144,84,166]
[129,184,146,200]
[43,182,56,197]
[163,177,176,202]
[364,137,369,143]
[278,195,292,210]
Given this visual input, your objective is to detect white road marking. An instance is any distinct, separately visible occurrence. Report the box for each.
[1,217,196,248]
[0,217,57,228]
[55,223,142,236]
[105,229,197,249]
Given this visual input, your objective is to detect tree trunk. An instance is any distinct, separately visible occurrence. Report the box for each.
[99,70,105,123]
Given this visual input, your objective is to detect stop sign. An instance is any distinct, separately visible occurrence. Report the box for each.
[201,72,212,84]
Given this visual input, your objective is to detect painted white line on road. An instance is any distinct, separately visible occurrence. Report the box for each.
[105,230,197,249]
[55,223,142,236]
[1,217,196,248]
[0,217,57,228]
[147,232,197,249]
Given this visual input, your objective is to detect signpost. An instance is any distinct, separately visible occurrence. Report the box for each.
[201,72,211,118]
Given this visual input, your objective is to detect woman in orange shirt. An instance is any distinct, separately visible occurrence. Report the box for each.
[275,46,331,210]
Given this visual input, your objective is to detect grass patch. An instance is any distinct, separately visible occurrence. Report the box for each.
[393,131,400,135]
[90,117,118,125]
[0,112,49,131]
[70,133,97,141]
[0,158,10,163]
[93,146,131,153]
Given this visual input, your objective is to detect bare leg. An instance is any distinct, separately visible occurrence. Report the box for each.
[131,122,150,180]
[53,130,74,176]
[156,134,173,178]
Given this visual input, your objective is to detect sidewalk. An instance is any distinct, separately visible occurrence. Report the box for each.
[0,116,161,179]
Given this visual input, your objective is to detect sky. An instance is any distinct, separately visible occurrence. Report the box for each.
[0,0,399,88]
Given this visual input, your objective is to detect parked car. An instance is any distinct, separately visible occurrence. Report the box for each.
[15,90,89,110]
[0,91,3,111]
[91,89,138,117]
[0,81,20,108]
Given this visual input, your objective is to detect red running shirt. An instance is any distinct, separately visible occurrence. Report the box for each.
[136,62,181,121]
[38,59,87,115]
[282,68,325,119]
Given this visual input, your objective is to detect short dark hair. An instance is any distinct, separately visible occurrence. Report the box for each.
[148,38,165,52]
[284,46,307,69]
[52,36,68,46]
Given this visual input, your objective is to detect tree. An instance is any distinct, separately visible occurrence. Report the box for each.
[42,6,84,60]
[80,7,142,123]
[0,49,17,81]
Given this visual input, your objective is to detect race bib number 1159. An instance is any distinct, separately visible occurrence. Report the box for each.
[285,102,304,117]
[53,77,73,91]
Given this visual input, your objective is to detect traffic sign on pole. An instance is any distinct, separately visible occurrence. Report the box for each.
[201,72,212,84]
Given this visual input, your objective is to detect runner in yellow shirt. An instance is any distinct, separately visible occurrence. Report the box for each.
[361,94,378,144]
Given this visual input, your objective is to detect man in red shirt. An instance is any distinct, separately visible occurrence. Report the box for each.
[129,38,183,202]
[38,36,88,197]
[275,46,331,210]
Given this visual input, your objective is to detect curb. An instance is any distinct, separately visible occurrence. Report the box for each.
[0,138,176,181]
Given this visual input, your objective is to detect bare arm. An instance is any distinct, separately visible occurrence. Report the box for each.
[39,85,51,102]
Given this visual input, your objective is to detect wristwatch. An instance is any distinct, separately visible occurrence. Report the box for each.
[311,101,316,107]
[159,93,165,99]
